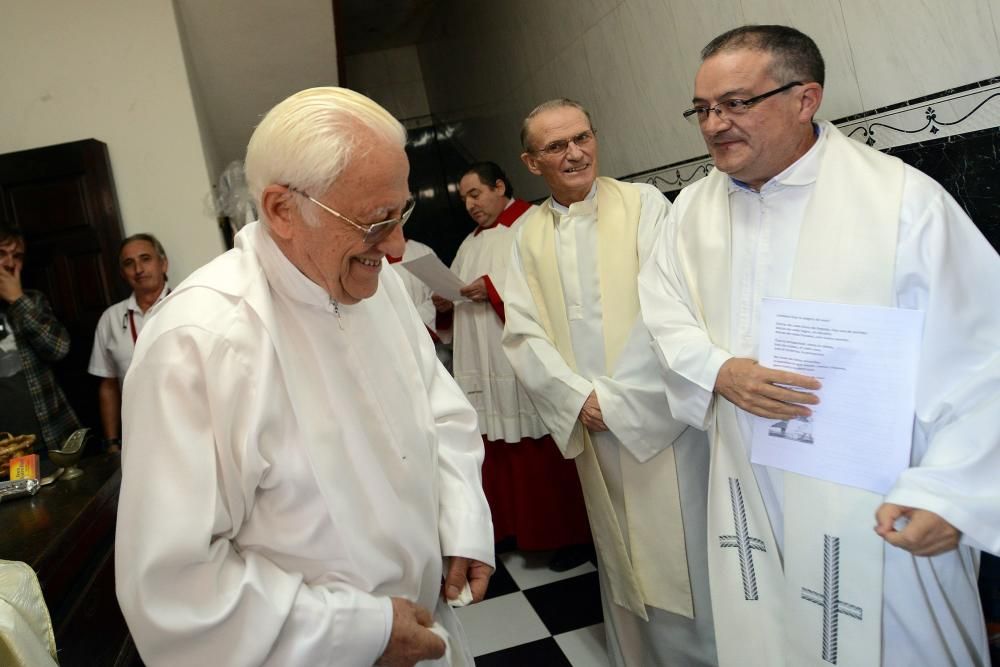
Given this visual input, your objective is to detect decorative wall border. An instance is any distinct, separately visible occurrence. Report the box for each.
[621,76,1000,193]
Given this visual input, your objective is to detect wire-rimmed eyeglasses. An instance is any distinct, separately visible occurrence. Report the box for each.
[530,130,597,157]
[290,187,415,245]
[682,82,803,126]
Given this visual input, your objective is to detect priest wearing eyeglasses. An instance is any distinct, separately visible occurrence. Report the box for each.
[115,87,494,667]
[639,25,1000,667]
[501,98,718,666]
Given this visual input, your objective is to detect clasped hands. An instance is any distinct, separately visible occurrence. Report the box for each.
[578,390,608,432]
[715,357,960,557]
[377,557,492,667]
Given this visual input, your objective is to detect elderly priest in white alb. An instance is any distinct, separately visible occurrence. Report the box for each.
[115,87,494,667]
[639,25,1000,667]
[503,98,718,666]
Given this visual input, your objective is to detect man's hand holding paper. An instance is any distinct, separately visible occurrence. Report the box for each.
[715,357,821,419]
[459,277,489,302]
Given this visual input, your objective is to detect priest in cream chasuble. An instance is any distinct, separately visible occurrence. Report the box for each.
[503,99,718,667]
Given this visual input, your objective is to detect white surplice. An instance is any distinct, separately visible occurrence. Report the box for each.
[389,239,438,334]
[116,221,494,667]
[451,202,546,442]
[503,181,718,666]
[639,122,1000,667]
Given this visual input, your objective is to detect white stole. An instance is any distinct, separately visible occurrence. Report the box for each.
[518,177,692,620]
[676,122,904,666]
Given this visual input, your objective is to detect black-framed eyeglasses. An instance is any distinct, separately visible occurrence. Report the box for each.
[682,82,803,126]
[531,130,597,157]
[290,187,415,245]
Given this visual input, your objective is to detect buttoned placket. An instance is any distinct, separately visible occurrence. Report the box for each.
[555,209,586,322]
[733,187,774,358]
[328,298,344,330]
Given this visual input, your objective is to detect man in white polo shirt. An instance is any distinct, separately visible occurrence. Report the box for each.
[88,233,170,451]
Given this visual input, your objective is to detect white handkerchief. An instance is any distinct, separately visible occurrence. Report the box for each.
[446,581,473,608]
[428,622,452,664]
[441,557,475,607]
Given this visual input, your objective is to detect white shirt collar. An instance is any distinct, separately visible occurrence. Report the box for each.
[549,180,598,216]
[729,122,827,194]
[127,283,171,313]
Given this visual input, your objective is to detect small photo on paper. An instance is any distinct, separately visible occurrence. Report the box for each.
[767,415,814,445]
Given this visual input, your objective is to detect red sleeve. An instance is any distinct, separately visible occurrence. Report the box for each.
[435,309,453,332]
[482,275,505,324]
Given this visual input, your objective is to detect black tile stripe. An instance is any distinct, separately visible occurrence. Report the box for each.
[474,637,574,667]
[484,557,520,600]
[522,571,603,636]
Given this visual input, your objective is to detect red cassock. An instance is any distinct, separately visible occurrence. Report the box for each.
[482,433,591,550]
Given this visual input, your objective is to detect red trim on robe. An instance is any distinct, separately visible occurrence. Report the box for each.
[481,434,592,550]
[435,308,453,332]
[473,198,532,236]
[481,275,505,324]
[386,255,402,264]
[426,326,441,343]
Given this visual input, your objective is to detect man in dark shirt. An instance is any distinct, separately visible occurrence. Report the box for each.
[0,226,80,451]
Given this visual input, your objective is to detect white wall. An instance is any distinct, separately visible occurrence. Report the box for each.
[0,0,224,283]
[419,0,1000,201]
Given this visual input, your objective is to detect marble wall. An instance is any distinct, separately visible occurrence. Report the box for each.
[344,45,431,122]
[416,0,1000,204]
[629,77,1000,250]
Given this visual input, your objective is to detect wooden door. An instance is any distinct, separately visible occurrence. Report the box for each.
[0,139,126,431]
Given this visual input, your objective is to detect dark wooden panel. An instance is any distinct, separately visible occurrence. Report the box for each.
[8,176,91,234]
[0,454,133,665]
[0,139,128,431]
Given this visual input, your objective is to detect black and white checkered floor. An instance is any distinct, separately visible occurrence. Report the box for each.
[454,550,609,666]
[458,550,1000,666]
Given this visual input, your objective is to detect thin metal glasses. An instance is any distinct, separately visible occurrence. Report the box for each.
[292,188,415,245]
[682,82,803,125]
[531,130,597,157]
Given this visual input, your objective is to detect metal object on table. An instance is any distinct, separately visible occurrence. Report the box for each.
[0,478,40,503]
[47,428,91,481]
[39,467,64,487]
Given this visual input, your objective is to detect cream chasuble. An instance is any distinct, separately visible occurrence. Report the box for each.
[673,123,905,666]
[515,177,692,620]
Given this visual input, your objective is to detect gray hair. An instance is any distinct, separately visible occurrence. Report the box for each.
[520,98,594,151]
[119,233,167,260]
[701,25,825,86]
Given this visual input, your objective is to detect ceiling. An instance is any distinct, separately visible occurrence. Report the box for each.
[173,0,437,183]
[336,0,441,56]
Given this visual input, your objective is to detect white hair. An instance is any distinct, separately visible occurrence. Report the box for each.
[245,87,406,224]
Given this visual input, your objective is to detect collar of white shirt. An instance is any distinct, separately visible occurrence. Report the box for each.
[728,122,827,195]
[126,283,171,314]
[550,180,598,217]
